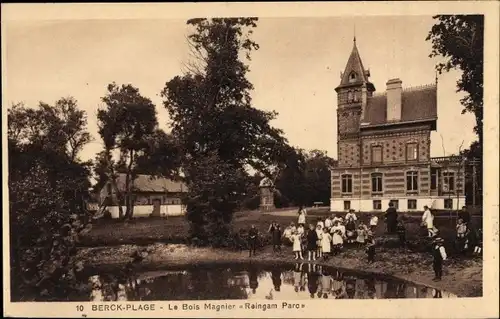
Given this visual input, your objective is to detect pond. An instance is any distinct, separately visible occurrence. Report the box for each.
[87,263,457,301]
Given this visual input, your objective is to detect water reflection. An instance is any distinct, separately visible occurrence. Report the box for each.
[87,263,457,301]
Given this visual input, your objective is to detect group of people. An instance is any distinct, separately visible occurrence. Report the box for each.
[249,204,482,283]
[277,207,378,263]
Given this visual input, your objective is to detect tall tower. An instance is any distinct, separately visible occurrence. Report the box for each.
[335,38,375,167]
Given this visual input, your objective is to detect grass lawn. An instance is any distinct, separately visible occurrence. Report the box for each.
[80,207,482,248]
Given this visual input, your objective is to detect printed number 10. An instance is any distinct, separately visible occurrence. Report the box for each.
[76,305,84,312]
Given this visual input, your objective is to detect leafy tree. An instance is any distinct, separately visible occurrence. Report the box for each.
[97,83,167,220]
[161,18,290,245]
[8,100,92,301]
[427,15,484,206]
[303,150,335,206]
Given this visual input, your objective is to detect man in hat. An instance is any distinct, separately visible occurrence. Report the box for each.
[432,237,447,281]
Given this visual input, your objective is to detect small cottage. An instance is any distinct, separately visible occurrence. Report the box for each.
[99,173,188,218]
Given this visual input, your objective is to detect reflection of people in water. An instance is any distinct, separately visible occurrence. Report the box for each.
[320,268,332,299]
[345,278,356,299]
[248,268,259,294]
[307,263,319,298]
[366,278,376,299]
[384,282,398,299]
[293,263,303,292]
[432,288,443,298]
[396,283,406,298]
[271,268,282,292]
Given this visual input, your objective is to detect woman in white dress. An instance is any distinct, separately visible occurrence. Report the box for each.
[298,206,307,227]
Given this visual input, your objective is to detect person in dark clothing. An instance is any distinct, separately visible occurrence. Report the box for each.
[366,234,376,263]
[306,224,318,261]
[432,237,447,281]
[248,267,259,294]
[271,268,282,292]
[459,206,471,226]
[306,263,319,298]
[396,218,406,248]
[248,225,258,257]
[384,202,398,234]
[268,221,282,253]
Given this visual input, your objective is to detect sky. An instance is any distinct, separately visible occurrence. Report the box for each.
[3,15,477,163]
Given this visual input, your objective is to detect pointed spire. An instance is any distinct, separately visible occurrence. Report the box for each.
[336,37,376,92]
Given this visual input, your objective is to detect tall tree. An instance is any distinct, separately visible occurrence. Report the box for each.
[304,150,335,206]
[426,15,484,206]
[427,15,484,147]
[97,83,160,220]
[8,100,92,301]
[161,18,290,245]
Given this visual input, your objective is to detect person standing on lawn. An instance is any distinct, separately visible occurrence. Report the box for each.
[396,218,406,248]
[384,202,398,234]
[432,237,447,281]
[422,205,436,237]
[292,230,304,260]
[298,206,307,227]
[365,232,376,263]
[369,214,379,232]
[268,221,282,253]
[248,224,258,257]
[306,224,318,261]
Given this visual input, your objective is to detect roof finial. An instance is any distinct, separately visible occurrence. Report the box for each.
[353,24,356,43]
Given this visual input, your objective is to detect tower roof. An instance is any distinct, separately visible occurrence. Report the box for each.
[336,38,374,91]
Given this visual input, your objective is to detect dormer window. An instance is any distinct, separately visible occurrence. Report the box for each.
[349,72,357,83]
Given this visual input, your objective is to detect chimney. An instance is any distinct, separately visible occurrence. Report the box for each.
[386,78,402,121]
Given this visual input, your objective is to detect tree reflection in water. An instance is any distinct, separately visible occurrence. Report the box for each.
[84,263,455,301]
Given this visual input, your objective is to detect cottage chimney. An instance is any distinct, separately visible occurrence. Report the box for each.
[386,78,402,121]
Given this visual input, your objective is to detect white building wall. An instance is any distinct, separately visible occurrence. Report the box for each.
[107,204,186,219]
[331,196,465,213]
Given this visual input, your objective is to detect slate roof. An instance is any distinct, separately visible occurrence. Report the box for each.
[114,173,187,193]
[362,84,437,126]
[337,38,374,91]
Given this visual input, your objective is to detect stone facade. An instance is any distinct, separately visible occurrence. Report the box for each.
[331,38,465,213]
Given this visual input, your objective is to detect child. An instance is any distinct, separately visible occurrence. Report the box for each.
[268,221,282,253]
[432,237,447,281]
[356,223,368,247]
[324,216,332,232]
[345,218,357,244]
[321,228,332,261]
[248,224,258,257]
[365,233,376,263]
[396,219,406,248]
[297,224,305,237]
[332,229,344,255]
[369,214,379,232]
[306,224,318,261]
[317,218,324,230]
[316,224,323,259]
[473,228,483,256]
[292,231,304,260]
[455,218,468,255]
[345,209,357,221]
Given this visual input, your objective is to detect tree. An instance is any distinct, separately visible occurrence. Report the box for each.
[304,150,335,206]
[8,100,92,301]
[97,83,163,220]
[427,15,484,206]
[161,18,290,245]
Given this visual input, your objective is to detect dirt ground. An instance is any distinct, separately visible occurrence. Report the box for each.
[77,242,483,297]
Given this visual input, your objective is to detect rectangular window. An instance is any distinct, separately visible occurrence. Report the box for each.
[373,200,382,210]
[444,198,453,209]
[406,171,419,191]
[371,173,383,193]
[371,146,382,164]
[406,143,418,161]
[343,201,351,211]
[341,174,353,193]
[408,199,417,210]
[443,172,455,192]
[431,168,438,190]
[389,199,399,210]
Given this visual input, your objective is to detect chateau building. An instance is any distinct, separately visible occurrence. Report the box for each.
[330,38,466,212]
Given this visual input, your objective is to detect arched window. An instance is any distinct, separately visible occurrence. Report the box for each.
[349,72,357,83]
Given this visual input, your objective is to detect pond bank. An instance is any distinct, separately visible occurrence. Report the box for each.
[77,243,482,298]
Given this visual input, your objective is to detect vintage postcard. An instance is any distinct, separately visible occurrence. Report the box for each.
[2,2,499,318]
